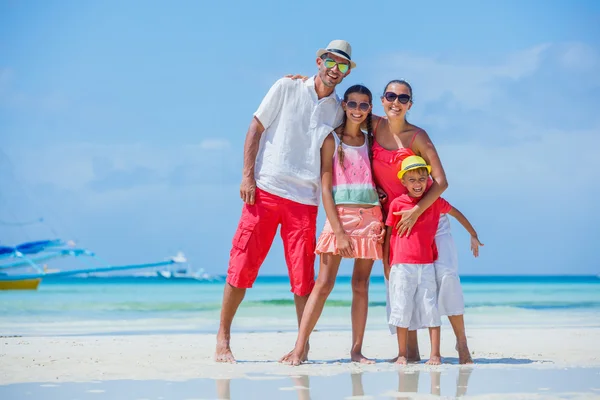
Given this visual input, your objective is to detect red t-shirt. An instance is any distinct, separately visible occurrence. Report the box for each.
[385,195,452,264]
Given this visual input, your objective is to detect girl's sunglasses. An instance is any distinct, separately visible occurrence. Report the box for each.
[323,58,350,74]
[345,101,371,112]
[383,92,411,104]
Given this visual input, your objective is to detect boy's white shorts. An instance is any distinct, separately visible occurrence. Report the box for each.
[387,263,441,331]
[435,215,465,316]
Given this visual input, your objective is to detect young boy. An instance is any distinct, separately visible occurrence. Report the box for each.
[384,155,482,365]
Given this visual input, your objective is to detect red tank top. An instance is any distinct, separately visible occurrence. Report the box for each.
[371,119,423,216]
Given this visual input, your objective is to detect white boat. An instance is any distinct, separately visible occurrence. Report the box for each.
[156,256,220,282]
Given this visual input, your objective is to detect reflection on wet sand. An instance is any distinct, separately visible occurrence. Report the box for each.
[351,372,366,397]
[290,375,311,400]
[214,367,473,399]
[216,378,230,399]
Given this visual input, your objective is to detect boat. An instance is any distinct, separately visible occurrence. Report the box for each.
[0,239,186,290]
[156,254,221,281]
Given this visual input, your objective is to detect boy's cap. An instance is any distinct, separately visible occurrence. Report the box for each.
[397,155,432,179]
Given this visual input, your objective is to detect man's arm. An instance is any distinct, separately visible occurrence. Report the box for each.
[240,117,265,205]
[240,79,285,205]
[447,206,484,257]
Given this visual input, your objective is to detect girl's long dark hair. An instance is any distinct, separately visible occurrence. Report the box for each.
[337,85,373,169]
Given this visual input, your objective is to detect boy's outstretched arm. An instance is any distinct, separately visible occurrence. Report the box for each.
[447,207,484,257]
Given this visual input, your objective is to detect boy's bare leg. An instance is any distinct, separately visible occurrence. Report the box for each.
[280,253,342,366]
[215,283,246,363]
[447,314,473,364]
[425,326,442,365]
[407,330,421,362]
[294,293,310,361]
[395,327,409,365]
[350,259,375,364]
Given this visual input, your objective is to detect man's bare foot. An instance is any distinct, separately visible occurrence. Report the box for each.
[350,351,375,364]
[456,342,473,364]
[395,356,408,365]
[425,355,442,365]
[215,339,236,363]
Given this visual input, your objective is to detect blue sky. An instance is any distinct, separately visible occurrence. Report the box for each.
[1,0,599,276]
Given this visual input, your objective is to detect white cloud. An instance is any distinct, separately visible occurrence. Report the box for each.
[557,42,600,72]
[377,44,551,109]
[2,141,240,191]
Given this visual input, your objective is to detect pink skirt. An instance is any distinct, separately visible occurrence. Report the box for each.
[315,206,384,260]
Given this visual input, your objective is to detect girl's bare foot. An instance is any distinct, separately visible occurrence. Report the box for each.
[425,355,442,365]
[280,349,304,366]
[395,356,408,365]
[350,351,375,364]
[215,339,236,363]
[456,342,473,364]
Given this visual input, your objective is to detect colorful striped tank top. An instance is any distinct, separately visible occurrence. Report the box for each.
[332,132,380,206]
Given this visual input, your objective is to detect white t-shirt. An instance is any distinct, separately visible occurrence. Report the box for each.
[253,77,344,206]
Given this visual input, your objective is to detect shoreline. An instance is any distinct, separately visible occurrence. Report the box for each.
[2,326,599,385]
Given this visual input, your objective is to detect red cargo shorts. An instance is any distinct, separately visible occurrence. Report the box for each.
[227,188,317,296]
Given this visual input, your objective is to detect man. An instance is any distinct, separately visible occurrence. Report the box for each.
[215,40,355,363]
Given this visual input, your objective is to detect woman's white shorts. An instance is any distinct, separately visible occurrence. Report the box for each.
[435,215,465,316]
[387,263,441,330]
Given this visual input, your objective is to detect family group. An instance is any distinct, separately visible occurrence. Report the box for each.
[215,39,482,366]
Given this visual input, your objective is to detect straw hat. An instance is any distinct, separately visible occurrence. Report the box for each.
[316,40,356,69]
[397,155,432,179]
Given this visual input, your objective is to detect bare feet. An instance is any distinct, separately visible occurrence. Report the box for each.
[350,351,375,364]
[426,355,442,365]
[215,338,236,363]
[280,342,309,364]
[395,356,408,365]
[280,349,304,366]
[456,342,473,364]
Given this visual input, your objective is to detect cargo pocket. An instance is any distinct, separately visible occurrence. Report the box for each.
[232,221,256,251]
[304,228,317,256]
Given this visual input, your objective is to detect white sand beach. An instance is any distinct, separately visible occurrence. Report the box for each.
[2,326,599,384]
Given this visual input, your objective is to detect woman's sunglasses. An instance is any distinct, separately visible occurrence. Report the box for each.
[323,58,350,74]
[345,101,371,112]
[383,92,411,104]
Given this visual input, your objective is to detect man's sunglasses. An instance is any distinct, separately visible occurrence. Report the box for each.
[383,92,411,104]
[323,58,350,74]
[345,101,370,112]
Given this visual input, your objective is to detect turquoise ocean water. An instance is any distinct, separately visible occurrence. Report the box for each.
[1,276,599,336]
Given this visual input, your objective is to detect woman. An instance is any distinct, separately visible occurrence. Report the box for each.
[371,79,473,364]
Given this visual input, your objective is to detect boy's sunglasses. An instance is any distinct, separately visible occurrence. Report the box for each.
[383,92,411,104]
[345,101,371,112]
[323,58,350,74]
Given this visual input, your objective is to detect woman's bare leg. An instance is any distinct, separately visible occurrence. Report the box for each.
[447,314,473,364]
[407,330,421,362]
